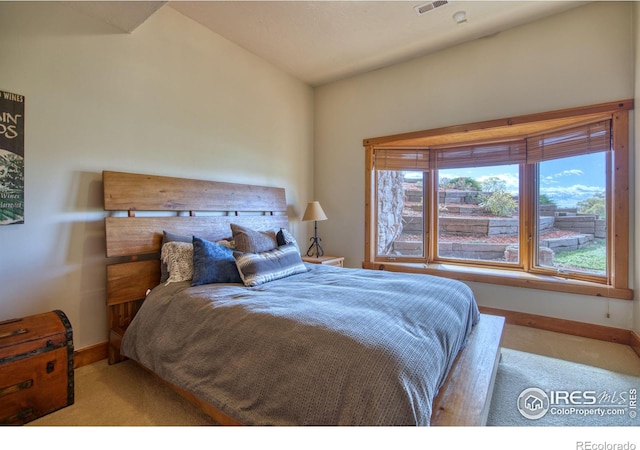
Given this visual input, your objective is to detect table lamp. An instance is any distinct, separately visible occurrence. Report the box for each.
[302,201,328,257]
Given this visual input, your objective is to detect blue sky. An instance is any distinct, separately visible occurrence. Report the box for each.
[438,153,607,208]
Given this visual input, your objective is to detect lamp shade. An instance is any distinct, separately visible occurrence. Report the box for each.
[302,201,328,222]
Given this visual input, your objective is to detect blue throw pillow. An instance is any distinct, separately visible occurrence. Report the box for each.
[192,236,242,286]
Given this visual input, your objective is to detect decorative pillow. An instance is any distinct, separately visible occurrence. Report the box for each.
[216,239,235,249]
[160,231,192,282]
[161,241,194,284]
[231,223,278,253]
[276,228,300,254]
[192,236,242,286]
[233,244,308,287]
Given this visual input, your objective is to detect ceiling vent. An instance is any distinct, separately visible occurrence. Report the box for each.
[414,1,449,16]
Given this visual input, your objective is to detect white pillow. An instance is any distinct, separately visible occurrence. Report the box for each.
[161,241,194,284]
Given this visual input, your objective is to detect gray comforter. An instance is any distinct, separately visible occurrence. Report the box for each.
[121,264,480,425]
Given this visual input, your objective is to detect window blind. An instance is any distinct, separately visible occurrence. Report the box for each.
[526,120,611,163]
[436,141,526,169]
[375,120,611,171]
[374,149,430,171]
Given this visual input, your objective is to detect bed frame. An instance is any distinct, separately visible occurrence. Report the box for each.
[103,170,504,426]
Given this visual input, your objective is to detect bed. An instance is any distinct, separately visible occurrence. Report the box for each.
[103,170,504,426]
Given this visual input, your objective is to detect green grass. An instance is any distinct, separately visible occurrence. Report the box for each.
[554,239,606,272]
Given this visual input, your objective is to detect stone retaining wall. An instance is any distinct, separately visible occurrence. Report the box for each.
[437,190,483,205]
[401,213,596,239]
[391,234,596,260]
[539,233,594,252]
[555,215,606,238]
[438,242,507,260]
[436,216,555,237]
[381,185,606,259]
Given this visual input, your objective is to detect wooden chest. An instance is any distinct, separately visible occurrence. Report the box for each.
[0,310,74,425]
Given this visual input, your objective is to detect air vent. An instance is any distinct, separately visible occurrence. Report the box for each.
[414,1,449,16]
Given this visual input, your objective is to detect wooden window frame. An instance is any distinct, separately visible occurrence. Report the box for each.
[363,100,633,300]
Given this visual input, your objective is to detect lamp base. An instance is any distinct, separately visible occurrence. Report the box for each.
[306,236,324,258]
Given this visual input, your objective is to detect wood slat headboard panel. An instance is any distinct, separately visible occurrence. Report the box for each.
[103,170,287,213]
[105,215,289,258]
[107,260,161,306]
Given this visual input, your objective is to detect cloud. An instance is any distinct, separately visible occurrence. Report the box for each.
[554,169,584,177]
[542,184,603,196]
[540,184,605,207]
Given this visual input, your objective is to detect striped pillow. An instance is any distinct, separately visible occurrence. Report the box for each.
[234,244,307,287]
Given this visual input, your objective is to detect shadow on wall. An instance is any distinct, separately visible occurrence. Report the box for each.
[62,171,109,346]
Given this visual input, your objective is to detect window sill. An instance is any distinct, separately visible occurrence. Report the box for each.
[362,261,633,300]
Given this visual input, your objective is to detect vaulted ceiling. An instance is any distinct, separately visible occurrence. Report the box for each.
[68,1,587,86]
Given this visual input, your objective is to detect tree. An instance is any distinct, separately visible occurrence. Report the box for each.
[439,176,482,191]
[539,194,556,206]
[577,192,606,218]
[479,177,517,217]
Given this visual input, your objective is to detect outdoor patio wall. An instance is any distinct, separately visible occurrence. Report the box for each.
[314,2,636,329]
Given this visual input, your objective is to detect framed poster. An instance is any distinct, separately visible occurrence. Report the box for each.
[0,90,24,225]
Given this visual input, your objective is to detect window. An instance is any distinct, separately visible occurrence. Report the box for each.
[377,170,426,258]
[437,163,521,265]
[435,141,524,267]
[375,149,429,259]
[530,121,611,281]
[363,100,632,300]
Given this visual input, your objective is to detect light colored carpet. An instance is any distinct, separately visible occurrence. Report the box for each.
[500,324,640,377]
[29,358,215,426]
[487,348,640,426]
[28,324,640,427]
[29,347,640,427]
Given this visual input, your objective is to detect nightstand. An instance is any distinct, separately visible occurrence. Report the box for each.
[302,255,344,268]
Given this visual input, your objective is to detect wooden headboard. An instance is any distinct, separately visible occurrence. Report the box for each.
[103,171,289,364]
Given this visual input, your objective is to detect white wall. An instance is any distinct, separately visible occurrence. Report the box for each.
[315,2,636,329]
[0,3,314,349]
